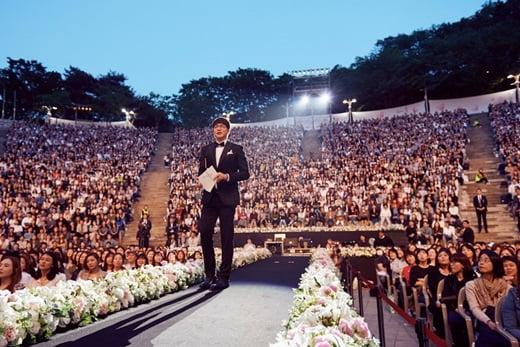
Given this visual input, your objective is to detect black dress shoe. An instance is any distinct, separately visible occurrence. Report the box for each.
[210,278,229,291]
[199,277,215,290]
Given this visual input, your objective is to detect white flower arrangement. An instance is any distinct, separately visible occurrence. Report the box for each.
[0,247,270,346]
[340,247,377,258]
[235,225,404,234]
[272,249,379,347]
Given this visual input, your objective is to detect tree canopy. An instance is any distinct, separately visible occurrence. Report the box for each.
[0,0,519,129]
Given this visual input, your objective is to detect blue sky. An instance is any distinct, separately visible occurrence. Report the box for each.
[0,0,487,96]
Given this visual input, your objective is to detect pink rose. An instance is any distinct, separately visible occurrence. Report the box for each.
[352,318,370,338]
[3,327,17,342]
[339,318,353,335]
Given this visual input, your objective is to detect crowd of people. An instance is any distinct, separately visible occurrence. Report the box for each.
[0,122,168,292]
[489,102,520,231]
[364,239,520,347]
[164,110,471,248]
[0,243,202,291]
[0,101,519,345]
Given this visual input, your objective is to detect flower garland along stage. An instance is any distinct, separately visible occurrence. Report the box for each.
[340,247,377,258]
[0,247,271,346]
[235,225,404,234]
[272,249,379,347]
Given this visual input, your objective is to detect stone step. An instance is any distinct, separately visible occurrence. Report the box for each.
[122,133,173,247]
[456,113,520,242]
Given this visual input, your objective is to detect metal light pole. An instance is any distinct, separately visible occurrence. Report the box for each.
[13,90,16,120]
[1,88,5,120]
[507,73,520,103]
[342,98,357,124]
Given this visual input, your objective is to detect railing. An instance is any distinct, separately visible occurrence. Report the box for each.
[342,259,448,347]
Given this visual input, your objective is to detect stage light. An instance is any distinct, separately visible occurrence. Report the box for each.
[319,93,331,104]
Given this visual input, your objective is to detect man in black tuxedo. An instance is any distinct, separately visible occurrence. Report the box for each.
[198,117,250,290]
[473,188,488,233]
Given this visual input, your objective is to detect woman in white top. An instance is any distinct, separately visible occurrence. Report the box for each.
[0,255,22,292]
[77,252,106,281]
[26,251,66,288]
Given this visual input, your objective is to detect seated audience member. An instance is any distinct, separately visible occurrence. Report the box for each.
[176,249,187,264]
[102,252,115,272]
[373,230,394,248]
[409,248,433,292]
[112,253,126,272]
[427,248,452,338]
[243,238,256,251]
[153,251,166,266]
[502,260,520,340]
[374,248,390,291]
[186,231,200,248]
[357,234,370,247]
[457,220,475,244]
[0,255,23,292]
[77,252,107,281]
[192,250,203,260]
[474,169,489,184]
[125,251,137,270]
[465,250,509,347]
[401,251,417,288]
[26,251,66,288]
[19,252,35,285]
[136,253,148,267]
[502,256,518,287]
[439,253,476,347]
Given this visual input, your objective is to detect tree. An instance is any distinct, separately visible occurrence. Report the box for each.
[0,58,63,119]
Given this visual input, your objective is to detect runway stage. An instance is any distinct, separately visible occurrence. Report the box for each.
[36,255,309,347]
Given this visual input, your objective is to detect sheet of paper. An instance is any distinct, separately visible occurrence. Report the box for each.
[198,165,217,192]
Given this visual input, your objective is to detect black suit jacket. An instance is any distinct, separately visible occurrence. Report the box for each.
[473,195,488,211]
[198,141,249,206]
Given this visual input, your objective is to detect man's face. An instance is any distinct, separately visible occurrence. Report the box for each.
[213,123,230,142]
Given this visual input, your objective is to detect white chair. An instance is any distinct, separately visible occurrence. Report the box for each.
[412,275,432,326]
[437,279,453,346]
[398,276,413,316]
[455,288,475,347]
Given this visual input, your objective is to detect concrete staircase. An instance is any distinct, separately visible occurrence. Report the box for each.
[122,133,172,247]
[301,129,322,160]
[458,113,519,243]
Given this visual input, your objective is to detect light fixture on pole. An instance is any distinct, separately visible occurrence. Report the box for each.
[342,98,357,124]
[222,111,235,121]
[121,108,135,122]
[320,92,332,123]
[507,73,520,103]
[42,105,57,118]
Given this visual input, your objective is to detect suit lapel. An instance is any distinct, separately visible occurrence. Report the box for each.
[208,143,218,169]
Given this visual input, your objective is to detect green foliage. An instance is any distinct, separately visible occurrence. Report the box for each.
[331,0,520,110]
[0,0,519,126]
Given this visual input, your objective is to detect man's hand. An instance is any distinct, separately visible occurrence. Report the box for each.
[214,172,229,183]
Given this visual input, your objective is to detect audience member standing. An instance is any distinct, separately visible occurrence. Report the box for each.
[473,188,488,233]
[137,214,152,248]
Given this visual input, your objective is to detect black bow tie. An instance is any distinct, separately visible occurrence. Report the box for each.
[216,142,225,147]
